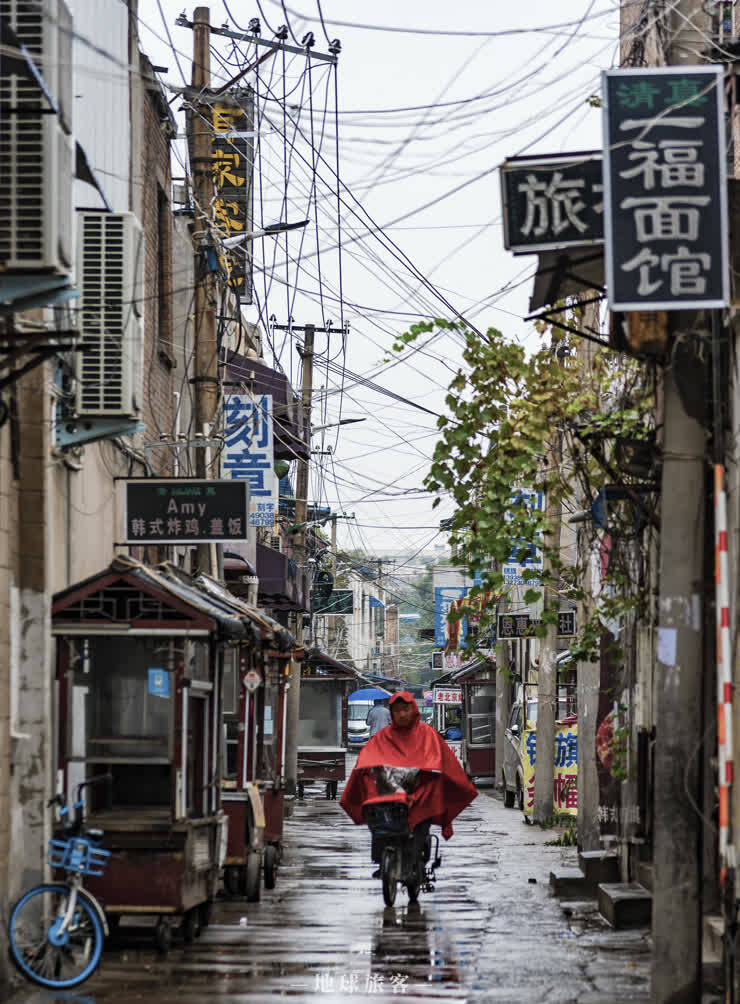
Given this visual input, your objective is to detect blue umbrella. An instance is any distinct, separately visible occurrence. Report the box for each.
[349,686,392,701]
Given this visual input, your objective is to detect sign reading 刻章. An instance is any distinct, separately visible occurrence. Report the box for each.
[603,66,729,311]
[224,393,277,527]
[124,479,249,543]
[500,153,603,252]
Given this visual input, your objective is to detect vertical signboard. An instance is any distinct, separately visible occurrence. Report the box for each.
[603,66,728,311]
[503,488,545,586]
[224,393,277,527]
[434,586,468,646]
[212,91,254,301]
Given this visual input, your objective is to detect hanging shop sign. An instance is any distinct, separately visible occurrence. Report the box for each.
[224,393,277,527]
[434,687,462,705]
[211,93,254,299]
[123,479,249,543]
[312,589,354,616]
[434,586,468,646]
[500,153,604,252]
[497,611,577,639]
[602,66,729,311]
[503,488,545,586]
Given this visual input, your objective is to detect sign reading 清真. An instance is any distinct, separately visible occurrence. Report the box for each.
[602,66,729,311]
[224,393,277,527]
[124,479,249,543]
[501,153,603,252]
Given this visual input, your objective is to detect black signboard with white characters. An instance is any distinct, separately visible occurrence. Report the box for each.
[501,153,604,252]
[602,66,729,311]
[124,479,249,544]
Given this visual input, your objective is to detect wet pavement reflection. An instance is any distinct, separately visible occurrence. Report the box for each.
[10,757,652,1003]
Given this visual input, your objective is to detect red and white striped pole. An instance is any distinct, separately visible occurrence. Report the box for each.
[715,463,734,886]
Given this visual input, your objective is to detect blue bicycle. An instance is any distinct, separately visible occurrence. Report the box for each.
[8,775,112,989]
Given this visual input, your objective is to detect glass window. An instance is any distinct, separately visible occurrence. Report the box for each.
[85,637,172,761]
[260,680,279,778]
[222,648,239,716]
[508,705,520,730]
[299,680,341,746]
[349,702,373,721]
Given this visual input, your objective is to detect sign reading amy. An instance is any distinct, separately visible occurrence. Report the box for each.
[224,394,277,527]
[125,479,248,543]
[603,66,729,311]
[501,153,603,252]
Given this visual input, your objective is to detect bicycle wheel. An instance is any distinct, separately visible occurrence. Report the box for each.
[9,883,104,989]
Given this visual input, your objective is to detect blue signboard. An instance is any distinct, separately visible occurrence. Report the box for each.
[148,668,170,699]
[434,586,468,646]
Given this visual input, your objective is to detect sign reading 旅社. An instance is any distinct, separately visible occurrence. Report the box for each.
[500,153,604,252]
[224,393,278,527]
[602,66,729,311]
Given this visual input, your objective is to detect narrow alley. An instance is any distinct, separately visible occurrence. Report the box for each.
[11,771,652,1004]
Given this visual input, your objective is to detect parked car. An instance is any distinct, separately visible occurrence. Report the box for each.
[501,699,529,810]
[347,699,373,746]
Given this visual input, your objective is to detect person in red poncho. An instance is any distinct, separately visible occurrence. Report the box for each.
[340,691,477,872]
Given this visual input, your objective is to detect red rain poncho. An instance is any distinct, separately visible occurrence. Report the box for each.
[339,691,477,839]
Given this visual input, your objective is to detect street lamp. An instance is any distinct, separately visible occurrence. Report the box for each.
[222,219,310,250]
[310,417,366,435]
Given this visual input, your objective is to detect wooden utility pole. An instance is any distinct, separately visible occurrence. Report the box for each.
[190,6,218,575]
[284,323,315,795]
[329,513,337,655]
[533,426,562,823]
[651,2,710,999]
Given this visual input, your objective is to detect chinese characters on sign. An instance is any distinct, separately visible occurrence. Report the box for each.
[503,488,545,586]
[124,480,248,543]
[522,723,579,817]
[434,586,468,646]
[501,154,604,251]
[313,971,408,994]
[497,611,577,639]
[603,67,728,310]
[224,393,277,527]
[433,688,462,705]
[212,94,254,299]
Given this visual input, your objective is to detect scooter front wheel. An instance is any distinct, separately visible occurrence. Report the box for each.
[381,847,398,907]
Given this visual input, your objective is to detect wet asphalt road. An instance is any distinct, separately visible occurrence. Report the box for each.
[9,758,653,1004]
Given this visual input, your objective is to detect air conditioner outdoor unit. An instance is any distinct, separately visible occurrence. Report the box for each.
[75,212,145,417]
[0,0,73,274]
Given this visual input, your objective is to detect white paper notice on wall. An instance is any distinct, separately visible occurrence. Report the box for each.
[657,626,677,667]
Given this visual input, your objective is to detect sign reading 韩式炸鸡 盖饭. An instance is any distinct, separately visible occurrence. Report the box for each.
[500,153,603,252]
[124,480,249,543]
[602,66,729,311]
[224,393,278,528]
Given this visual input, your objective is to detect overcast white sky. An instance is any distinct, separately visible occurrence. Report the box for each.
[138,1,622,562]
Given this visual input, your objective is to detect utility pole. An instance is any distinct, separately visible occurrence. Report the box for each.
[533,425,562,823]
[283,323,315,795]
[189,6,218,576]
[329,513,337,655]
[651,2,710,999]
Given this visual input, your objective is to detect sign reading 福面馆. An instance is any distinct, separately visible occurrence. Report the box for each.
[124,479,248,543]
[500,153,604,252]
[602,66,729,311]
[224,393,277,527]
[211,94,254,299]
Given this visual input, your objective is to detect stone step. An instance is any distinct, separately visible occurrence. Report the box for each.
[598,882,652,929]
[636,860,653,892]
[549,867,589,900]
[579,849,620,886]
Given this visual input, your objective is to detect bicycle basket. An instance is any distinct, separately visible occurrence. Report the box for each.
[364,801,409,836]
[47,836,111,876]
